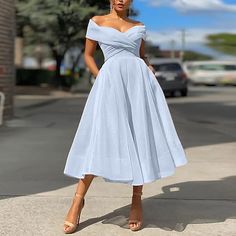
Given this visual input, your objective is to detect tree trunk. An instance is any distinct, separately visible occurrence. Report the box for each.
[54,55,64,89]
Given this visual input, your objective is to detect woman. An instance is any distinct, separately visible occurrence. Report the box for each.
[63,0,188,234]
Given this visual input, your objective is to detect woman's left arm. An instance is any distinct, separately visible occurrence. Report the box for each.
[139,39,155,74]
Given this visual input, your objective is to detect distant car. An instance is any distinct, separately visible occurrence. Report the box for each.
[183,60,236,86]
[149,58,189,97]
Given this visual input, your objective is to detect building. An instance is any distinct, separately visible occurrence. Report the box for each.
[0,0,15,122]
[158,50,181,59]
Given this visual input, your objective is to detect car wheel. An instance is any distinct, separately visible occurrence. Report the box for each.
[180,88,188,97]
[170,91,175,97]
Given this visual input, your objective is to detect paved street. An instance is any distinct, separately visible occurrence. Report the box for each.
[0,85,235,236]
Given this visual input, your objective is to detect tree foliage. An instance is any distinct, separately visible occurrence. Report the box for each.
[183,50,213,61]
[16,0,108,55]
[16,0,139,87]
[206,33,236,56]
[16,0,109,86]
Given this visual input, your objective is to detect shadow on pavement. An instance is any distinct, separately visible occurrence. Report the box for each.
[69,176,236,233]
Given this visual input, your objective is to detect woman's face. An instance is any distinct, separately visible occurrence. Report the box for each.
[110,0,132,12]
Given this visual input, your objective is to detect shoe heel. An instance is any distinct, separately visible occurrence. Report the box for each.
[63,192,85,234]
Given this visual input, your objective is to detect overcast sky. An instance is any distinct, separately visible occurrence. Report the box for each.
[134,0,236,58]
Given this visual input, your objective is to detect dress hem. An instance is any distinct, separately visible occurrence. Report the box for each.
[63,160,187,186]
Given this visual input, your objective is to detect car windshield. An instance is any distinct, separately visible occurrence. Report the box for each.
[152,63,182,72]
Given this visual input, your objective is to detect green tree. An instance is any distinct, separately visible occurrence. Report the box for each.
[183,50,213,61]
[206,33,236,56]
[16,0,109,87]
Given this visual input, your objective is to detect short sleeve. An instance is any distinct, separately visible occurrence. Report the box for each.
[85,19,99,41]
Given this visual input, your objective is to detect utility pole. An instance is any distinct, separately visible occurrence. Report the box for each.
[170,40,176,58]
[180,29,186,61]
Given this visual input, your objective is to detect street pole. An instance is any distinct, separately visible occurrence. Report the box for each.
[170,40,176,58]
[180,29,186,61]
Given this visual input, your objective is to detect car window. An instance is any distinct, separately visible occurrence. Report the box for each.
[185,63,236,72]
[198,64,225,71]
[188,64,236,71]
[152,63,182,72]
[223,65,236,71]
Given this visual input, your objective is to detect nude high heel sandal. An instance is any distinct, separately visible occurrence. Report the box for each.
[128,191,143,231]
[63,192,85,234]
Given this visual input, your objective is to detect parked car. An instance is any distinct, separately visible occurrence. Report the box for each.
[149,58,189,97]
[183,60,236,86]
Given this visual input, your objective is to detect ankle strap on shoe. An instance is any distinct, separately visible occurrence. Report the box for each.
[132,191,143,196]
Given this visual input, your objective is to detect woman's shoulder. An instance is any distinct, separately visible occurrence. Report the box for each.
[127,18,144,26]
[91,15,100,22]
[91,15,144,27]
[91,15,109,24]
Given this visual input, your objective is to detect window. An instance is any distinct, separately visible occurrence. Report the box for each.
[152,63,182,72]
[198,64,224,71]
[224,65,236,71]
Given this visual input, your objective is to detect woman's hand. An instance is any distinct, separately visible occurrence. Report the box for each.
[139,39,156,74]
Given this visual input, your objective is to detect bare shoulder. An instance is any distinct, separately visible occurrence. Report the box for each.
[92,15,144,26]
[128,18,145,26]
[91,15,101,23]
[91,15,109,24]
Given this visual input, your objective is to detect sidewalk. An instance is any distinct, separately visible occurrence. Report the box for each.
[0,93,235,236]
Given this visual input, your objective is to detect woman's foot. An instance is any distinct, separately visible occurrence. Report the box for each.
[128,191,143,231]
[63,192,85,234]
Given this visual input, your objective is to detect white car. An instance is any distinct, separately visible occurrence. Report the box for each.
[183,60,236,86]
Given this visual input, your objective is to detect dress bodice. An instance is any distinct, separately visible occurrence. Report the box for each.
[85,19,147,62]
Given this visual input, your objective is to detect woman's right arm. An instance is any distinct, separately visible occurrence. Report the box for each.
[84,38,99,78]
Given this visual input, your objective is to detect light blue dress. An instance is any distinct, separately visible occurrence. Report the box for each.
[63,19,188,186]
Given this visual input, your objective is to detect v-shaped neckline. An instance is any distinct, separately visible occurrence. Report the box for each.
[89,19,145,34]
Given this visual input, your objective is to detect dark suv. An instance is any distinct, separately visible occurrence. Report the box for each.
[149,58,189,97]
